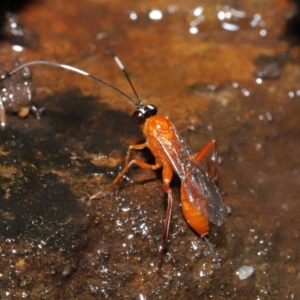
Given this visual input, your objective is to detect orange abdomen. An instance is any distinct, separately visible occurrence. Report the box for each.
[181,185,209,237]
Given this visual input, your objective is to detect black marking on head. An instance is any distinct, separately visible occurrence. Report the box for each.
[132,104,157,125]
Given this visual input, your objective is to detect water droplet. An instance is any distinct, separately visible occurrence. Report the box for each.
[189,27,198,34]
[250,14,261,27]
[218,11,225,21]
[129,11,138,20]
[256,78,263,84]
[265,112,272,121]
[193,7,203,17]
[167,5,178,14]
[12,45,24,52]
[149,9,163,20]
[242,89,250,97]
[288,91,295,98]
[221,22,240,31]
[260,29,267,36]
[236,265,254,280]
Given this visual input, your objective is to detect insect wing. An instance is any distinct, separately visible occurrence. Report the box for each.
[186,164,225,226]
[156,122,195,175]
[156,126,225,226]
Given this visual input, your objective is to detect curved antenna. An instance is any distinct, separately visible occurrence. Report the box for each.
[0,60,140,108]
[113,55,143,109]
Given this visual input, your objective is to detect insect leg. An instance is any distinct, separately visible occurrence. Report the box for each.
[203,236,218,262]
[88,143,148,200]
[190,140,218,181]
[108,142,149,193]
[124,142,148,166]
[158,164,173,275]
[88,158,161,200]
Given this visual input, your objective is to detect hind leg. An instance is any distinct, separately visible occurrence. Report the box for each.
[190,140,218,181]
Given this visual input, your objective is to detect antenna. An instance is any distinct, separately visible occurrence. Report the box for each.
[112,54,142,108]
[0,60,139,108]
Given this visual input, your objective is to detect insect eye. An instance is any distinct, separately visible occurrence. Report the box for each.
[132,110,146,125]
[144,105,157,118]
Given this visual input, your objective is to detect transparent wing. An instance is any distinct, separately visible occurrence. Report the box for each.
[156,125,225,226]
[184,164,225,226]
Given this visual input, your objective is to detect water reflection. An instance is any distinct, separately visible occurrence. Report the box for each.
[126,4,268,37]
[129,10,138,20]
[149,9,163,20]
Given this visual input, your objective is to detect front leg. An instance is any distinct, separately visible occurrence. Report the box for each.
[88,142,149,200]
[111,142,149,194]
[88,153,161,201]
[124,142,148,166]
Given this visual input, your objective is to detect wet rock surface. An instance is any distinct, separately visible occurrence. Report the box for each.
[0,1,299,299]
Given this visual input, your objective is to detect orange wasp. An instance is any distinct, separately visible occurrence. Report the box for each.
[1,55,226,272]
